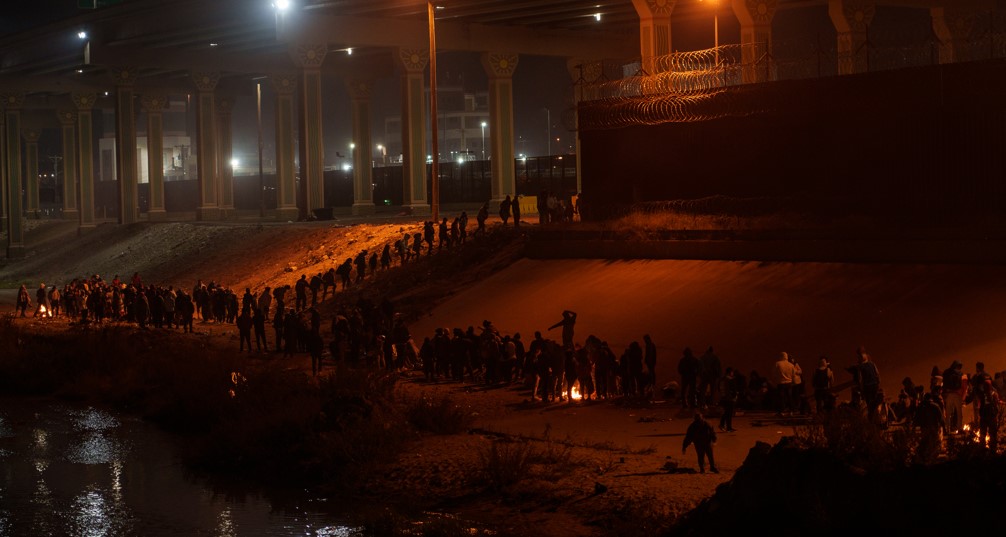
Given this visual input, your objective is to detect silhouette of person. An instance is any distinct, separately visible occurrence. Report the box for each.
[548,309,577,350]
[683,411,718,473]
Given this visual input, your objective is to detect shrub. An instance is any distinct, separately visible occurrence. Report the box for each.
[477,440,534,491]
[405,394,475,435]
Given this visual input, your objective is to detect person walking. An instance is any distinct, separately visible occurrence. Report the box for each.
[499,195,512,225]
[683,412,719,473]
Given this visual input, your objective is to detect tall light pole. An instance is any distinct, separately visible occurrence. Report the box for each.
[545,108,551,156]
[480,121,487,161]
[257,81,265,218]
[700,0,720,65]
[428,1,440,223]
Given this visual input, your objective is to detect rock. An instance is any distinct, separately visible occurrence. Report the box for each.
[284,266,295,273]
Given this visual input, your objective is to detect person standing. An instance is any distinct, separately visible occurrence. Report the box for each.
[547,309,577,350]
[294,275,309,311]
[790,353,805,415]
[698,346,721,408]
[16,284,31,317]
[643,334,657,395]
[438,217,449,251]
[272,307,285,352]
[719,368,738,432]
[475,202,489,237]
[33,283,50,317]
[857,346,882,424]
[459,211,469,244]
[253,307,267,352]
[236,309,253,352]
[812,356,835,414]
[773,352,796,416]
[258,287,272,321]
[973,374,999,453]
[678,347,701,409]
[683,412,719,473]
[512,194,521,229]
[381,244,392,270]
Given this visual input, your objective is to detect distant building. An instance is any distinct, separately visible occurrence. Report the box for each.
[97,96,192,183]
[383,84,490,164]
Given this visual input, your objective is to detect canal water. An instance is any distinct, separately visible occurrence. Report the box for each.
[0,397,362,536]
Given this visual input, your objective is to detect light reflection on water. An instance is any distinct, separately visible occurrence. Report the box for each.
[0,397,363,536]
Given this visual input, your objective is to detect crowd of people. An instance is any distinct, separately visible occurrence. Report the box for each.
[667,345,1002,461]
[11,201,995,469]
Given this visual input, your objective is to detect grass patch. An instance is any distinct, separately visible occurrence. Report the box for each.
[405,394,476,435]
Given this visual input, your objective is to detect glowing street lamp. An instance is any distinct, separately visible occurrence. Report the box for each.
[428,2,442,223]
[480,121,487,161]
[699,0,720,65]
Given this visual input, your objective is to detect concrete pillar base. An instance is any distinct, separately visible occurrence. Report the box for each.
[275,207,299,222]
[63,209,79,221]
[147,209,168,222]
[196,206,222,221]
[6,245,25,259]
[352,202,376,215]
[77,224,96,235]
[403,203,431,217]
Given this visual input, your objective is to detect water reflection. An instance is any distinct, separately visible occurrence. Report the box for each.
[0,398,374,536]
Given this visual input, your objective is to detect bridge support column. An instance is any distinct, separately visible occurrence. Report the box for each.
[57,110,79,221]
[482,52,519,205]
[72,93,97,233]
[113,68,139,224]
[732,0,779,83]
[632,0,676,74]
[829,0,875,75]
[273,75,299,222]
[23,129,39,219]
[399,48,430,215]
[192,71,220,221]
[0,109,5,233]
[217,96,235,218]
[931,8,979,64]
[141,95,168,221]
[348,80,375,215]
[293,44,327,219]
[2,93,25,257]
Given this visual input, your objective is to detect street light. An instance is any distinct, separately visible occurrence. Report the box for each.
[544,108,551,156]
[376,144,386,166]
[428,1,441,223]
[699,0,720,65]
[480,121,487,161]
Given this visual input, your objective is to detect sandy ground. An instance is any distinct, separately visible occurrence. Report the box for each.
[2,218,1004,533]
[411,258,1006,399]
